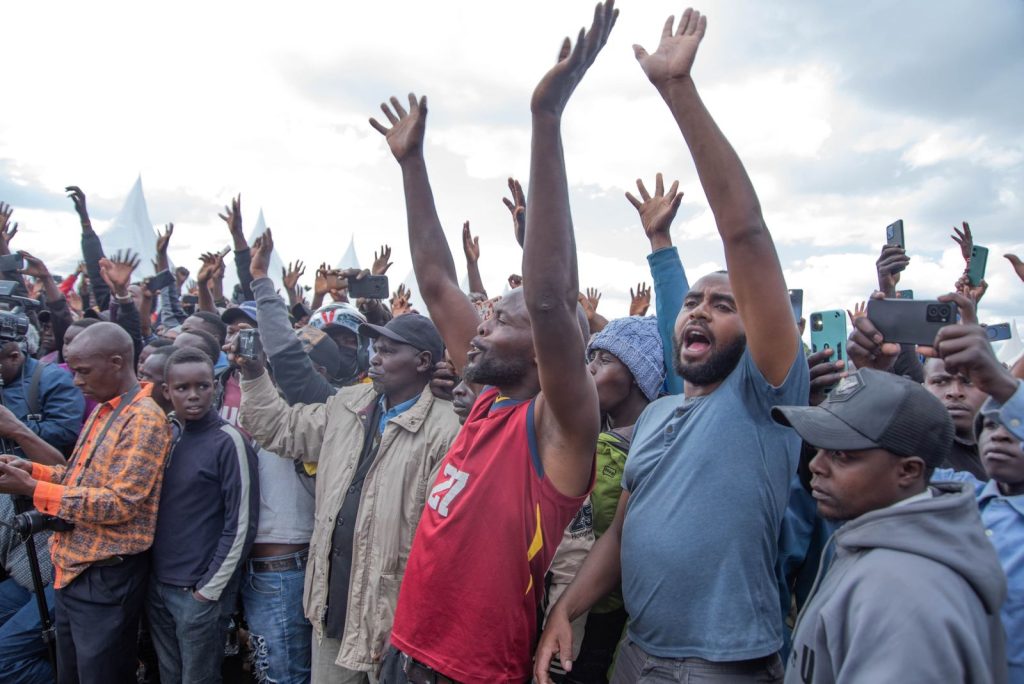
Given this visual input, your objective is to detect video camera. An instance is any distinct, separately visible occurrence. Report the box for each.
[0,280,37,342]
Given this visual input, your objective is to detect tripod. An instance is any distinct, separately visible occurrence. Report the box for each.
[0,497,58,681]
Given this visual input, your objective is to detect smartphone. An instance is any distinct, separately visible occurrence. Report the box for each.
[0,254,24,272]
[236,328,263,361]
[896,289,914,300]
[886,219,905,250]
[810,310,848,362]
[866,299,955,346]
[788,289,803,322]
[181,294,199,305]
[967,245,988,286]
[146,270,175,292]
[348,274,389,300]
[985,323,1012,342]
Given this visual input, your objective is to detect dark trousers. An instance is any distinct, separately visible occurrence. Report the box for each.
[54,553,149,684]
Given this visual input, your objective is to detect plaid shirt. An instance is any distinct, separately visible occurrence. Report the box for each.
[31,383,172,588]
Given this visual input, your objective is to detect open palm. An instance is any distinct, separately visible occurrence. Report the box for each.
[634,8,707,87]
[370,94,427,163]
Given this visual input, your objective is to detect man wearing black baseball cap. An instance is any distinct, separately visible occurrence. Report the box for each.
[772,368,1008,683]
[237,311,460,683]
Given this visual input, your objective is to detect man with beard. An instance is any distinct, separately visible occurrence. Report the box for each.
[536,9,807,683]
[370,4,612,682]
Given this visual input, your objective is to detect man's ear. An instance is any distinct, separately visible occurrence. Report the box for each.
[416,351,433,375]
[109,353,126,373]
[896,455,927,488]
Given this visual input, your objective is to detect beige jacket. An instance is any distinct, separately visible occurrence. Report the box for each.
[239,373,460,671]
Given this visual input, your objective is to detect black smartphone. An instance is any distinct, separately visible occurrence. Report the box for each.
[236,328,263,361]
[896,289,914,300]
[886,219,905,250]
[146,270,175,292]
[181,294,199,305]
[985,323,1012,342]
[866,299,955,346]
[348,274,389,300]
[788,289,803,322]
[0,254,24,272]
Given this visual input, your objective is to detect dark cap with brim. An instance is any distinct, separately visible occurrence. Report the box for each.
[771,368,954,467]
[359,314,444,365]
[222,301,258,326]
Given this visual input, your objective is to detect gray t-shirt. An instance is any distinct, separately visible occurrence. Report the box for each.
[621,348,808,660]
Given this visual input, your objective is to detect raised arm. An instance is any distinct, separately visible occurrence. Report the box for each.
[67,186,112,311]
[526,0,615,497]
[461,221,487,297]
[370,94,480,372]
[627,173,689,394]
[635,10,798,385]
[219,194,254,301]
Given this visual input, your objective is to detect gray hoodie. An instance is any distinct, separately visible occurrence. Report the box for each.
[786,482,1008,684]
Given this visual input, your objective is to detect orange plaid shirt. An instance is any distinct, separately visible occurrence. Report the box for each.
[31,383,173,588]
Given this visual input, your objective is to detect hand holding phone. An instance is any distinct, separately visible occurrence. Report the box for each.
[865,298,956,346]
[885,219,905,250]
[967,245,989,286]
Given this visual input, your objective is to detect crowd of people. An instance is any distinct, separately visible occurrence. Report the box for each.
[0,3,1021,683]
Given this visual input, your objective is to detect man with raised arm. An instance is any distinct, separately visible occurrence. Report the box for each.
[369,4,616,683]
[536,9,808,684]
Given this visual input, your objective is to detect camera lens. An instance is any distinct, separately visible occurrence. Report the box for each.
[927,305,938,318]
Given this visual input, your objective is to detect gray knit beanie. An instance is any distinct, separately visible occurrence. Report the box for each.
[587,315,665,401]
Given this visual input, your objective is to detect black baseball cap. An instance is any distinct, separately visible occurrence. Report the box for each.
[771,368,954,467]
[359,314,444,365]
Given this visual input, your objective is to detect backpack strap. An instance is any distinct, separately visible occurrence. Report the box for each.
[25,360,47,421]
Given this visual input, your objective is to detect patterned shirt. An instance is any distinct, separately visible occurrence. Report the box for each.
[31,383,173,588]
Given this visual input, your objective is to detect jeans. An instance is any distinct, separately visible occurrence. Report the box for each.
[240,553,312,684]
[146,576,239,684]
[611,639,784,684]
[0,577,56,684]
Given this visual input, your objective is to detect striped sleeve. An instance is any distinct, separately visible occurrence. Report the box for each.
[195,425,258,600]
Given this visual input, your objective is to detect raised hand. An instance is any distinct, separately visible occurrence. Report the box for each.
[156,223,174,254]
[0,202,14,252]
[955,272,987,306]
[625,173,683,251]
[578,288,601,321]
[531,0,618,118]
[1005,253,1024,283]
[630,282,651,316]
[846,301,866,326]
[218,194,246,250]
[283,260,305,291]
[634,7,707,88]
[502,177,527,247]
[250,229,274,279]
[65,186,90,221]
[197,252,222,284]
[100,249,141,297]
[369,93,428,164]
[17,251,51,280]
[875,244,909,296]
[950,221,973,263]
[391,284,412,316]
[807,348,846,407]
[462,222,480,264]
[372,245,393,275]
[847,294,900,372]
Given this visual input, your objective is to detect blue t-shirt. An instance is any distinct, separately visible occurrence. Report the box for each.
[621,348,808,660]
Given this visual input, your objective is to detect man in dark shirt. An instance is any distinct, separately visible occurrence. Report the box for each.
[923,357,988,479]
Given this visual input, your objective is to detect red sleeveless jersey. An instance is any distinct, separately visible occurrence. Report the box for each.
[390,387,591,684]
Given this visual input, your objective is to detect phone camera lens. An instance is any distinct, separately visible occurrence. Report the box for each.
[927,305,938,318]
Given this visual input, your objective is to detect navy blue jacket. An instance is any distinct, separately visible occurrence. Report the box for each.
[1,356,84,455]
[151,409,259,601]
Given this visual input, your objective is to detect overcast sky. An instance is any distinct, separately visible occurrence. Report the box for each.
[2,0,1022,333]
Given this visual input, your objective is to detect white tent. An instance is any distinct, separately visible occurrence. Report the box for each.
[996,318,1023,366]
[97,175,159,278]
[335,237,360,270]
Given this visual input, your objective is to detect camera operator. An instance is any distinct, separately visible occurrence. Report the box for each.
[0,322,173,684]
[0,319,84,460]
[0,493,55,683]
